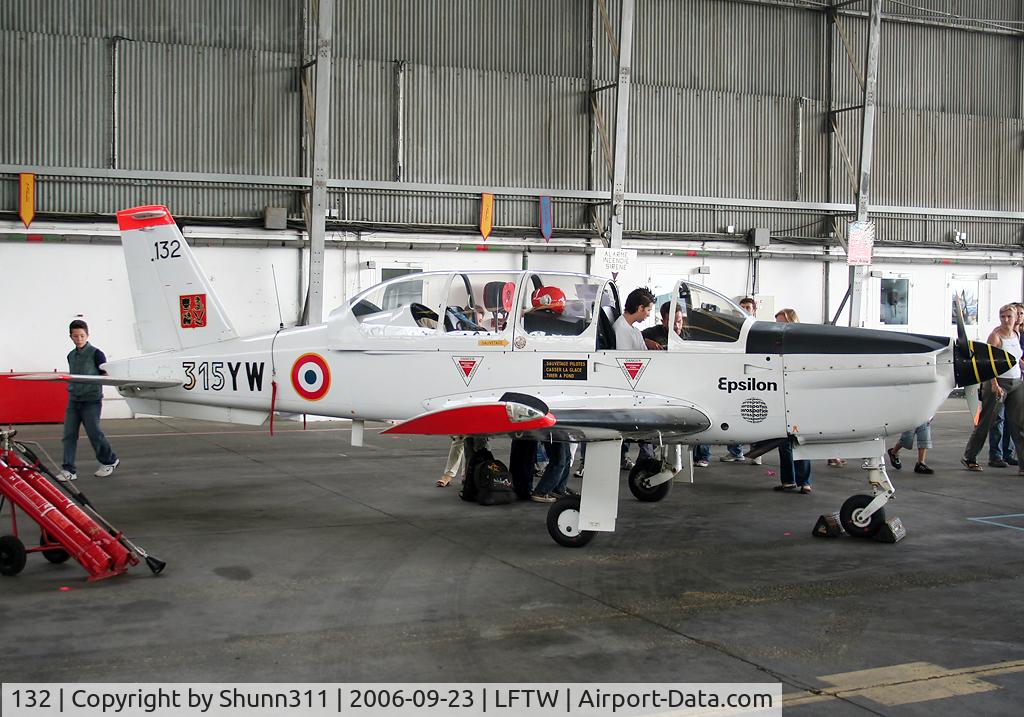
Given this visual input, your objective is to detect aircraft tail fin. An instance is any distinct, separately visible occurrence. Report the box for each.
[116,205,237,353]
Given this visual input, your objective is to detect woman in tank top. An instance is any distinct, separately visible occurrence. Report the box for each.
[962,304,1024,472]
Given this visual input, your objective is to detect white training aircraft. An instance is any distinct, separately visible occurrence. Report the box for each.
[20,205,1015,546]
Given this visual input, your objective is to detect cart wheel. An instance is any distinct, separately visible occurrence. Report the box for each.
[0,535,27,576]
[40,533,71,565]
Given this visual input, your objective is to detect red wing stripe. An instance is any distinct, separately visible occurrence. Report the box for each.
[383,404,555,435]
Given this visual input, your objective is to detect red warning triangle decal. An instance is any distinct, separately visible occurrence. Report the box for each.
[452,356,483,386]
[623,361,643,380]
[616,357,650,387]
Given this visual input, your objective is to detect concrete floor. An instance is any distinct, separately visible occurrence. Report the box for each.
[2,398,1023,715]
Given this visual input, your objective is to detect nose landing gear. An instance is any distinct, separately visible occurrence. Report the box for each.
[837,457,895,539]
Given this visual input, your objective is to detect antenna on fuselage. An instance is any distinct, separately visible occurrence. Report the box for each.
[271,264,285,330]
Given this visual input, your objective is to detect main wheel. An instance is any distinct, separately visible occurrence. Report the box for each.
[628,458,672,502]
[40,533,71,565]
[546,495,595,548]
[840,494,886,538]
[0,535,27,576]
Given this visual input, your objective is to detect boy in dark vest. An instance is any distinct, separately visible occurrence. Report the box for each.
[57,320,120,481]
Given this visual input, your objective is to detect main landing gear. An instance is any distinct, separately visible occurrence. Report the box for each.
[545,440,679,548]
[546,495,595,548]
[627,457,673,502]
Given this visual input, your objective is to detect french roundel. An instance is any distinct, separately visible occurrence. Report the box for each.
[291,353,331,401]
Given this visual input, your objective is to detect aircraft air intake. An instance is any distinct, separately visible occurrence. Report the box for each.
[953,339,1016,387]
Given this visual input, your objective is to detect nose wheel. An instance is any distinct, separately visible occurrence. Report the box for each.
[839,494,886,538]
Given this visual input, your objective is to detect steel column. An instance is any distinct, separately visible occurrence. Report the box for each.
[608,0,635,249]
[394,61,406,182]
[304,0,334,326]
[848,0,881,328]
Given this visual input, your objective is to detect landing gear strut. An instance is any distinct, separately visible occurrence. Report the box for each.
[838,457,895,539]
[627,458,673,502]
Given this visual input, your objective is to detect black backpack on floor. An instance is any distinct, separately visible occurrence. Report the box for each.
[460,448,516,506]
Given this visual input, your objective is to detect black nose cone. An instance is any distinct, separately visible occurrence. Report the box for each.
[954,340,1016,387]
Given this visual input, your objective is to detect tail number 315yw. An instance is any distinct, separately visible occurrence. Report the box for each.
[182,361,265,392]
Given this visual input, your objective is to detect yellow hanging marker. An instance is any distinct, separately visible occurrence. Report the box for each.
[19,173,35,228]
[479,192,494,240]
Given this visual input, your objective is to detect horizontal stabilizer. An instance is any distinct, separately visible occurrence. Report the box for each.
[13,373,181,389]
[383,402,555,436]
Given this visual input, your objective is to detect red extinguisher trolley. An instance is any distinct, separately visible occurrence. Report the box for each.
[0,429,164,581]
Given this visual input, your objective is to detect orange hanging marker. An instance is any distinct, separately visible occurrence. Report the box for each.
[19,173,36,228]
[479,192,494,240]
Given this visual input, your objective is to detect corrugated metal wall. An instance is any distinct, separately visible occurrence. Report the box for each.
[2,0,1022,244]
[832,12,1022,115]
[336,0,590,77]
[631,0,825,98]
[0,0,299,51]
[2,32,109,167]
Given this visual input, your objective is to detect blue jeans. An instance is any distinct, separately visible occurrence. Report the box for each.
[62,400,117,473]
[778,442,811,487]
[899,422,932,450]
[535,441,571,494]
[988,404,1016,461]
[727,443,744,458]
[693,445,711,462]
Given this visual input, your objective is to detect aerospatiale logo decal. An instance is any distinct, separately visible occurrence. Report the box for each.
[453,356,483,386]
[616,357,650,388]
[179,293,207,329]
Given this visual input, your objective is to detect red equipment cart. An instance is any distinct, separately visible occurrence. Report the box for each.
[0,429,164,580]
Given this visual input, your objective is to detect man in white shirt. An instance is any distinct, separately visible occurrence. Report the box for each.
[613,287,656,351]
[611,287,656,469]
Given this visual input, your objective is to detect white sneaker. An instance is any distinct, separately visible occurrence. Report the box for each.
[719,455,744,462]
[748,456,763,465]
[94,459,120,478]
[56,470,77,482]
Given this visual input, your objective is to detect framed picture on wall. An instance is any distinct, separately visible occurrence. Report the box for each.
[950,279,980,326]
[879,278,909,325]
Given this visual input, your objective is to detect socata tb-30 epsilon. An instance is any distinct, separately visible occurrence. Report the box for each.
[22,205,1015,546]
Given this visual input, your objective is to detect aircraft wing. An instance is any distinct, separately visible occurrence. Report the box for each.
[383,392,710,442]
[12,373,182,389]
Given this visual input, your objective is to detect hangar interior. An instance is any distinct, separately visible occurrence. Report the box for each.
[3,2,1024,710]
[3,0,1024,396]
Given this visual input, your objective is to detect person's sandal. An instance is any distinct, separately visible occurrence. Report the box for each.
[799,485,813,494]
[773,483,797,491]
[961,458,982,472]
